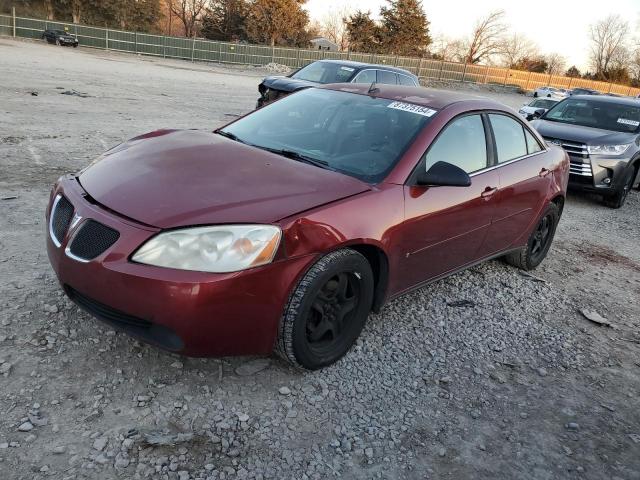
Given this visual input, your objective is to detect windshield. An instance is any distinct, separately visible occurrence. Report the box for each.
[543,98,640,133]
[291,62,357,84]
[531,99,557,109]
[220,88,435,183]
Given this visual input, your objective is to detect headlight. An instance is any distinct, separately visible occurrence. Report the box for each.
[132,225,281,273]
[586,144,630,155]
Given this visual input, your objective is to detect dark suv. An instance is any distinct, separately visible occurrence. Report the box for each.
[532,96,640,208]
[257,60,419,108]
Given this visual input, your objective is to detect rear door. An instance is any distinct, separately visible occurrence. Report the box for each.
[479,113,550,257]
[396,114,500,292]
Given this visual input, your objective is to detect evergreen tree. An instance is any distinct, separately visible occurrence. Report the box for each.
[245,0,309,47]
[201,0,248,41]
[379,0,430,56]
[344,11,380,53]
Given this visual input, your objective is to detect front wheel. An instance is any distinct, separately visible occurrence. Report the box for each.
[504,202,560,271]
[275,249,374,370]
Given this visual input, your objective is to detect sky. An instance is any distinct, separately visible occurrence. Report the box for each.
[304,0,640,70]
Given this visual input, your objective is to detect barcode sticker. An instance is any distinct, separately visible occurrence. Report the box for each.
[387,101,436,117]
[617,118,639,127]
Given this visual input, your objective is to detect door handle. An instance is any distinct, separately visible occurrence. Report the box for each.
[539,168,551,177]
[481,186,498,199]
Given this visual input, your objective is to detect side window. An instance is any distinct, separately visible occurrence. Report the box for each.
[398,74,416,86]
[489,114,528,162]
[352,69,376,84]
[377,70,398,85]
[524,129,543,154]
[424,115,487,174]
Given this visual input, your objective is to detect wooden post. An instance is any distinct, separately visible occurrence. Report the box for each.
[271,45,275,63]
[607,82,613,93]
[417,57,423,77]
[568,76,574,89]
[296,48,300,68]
[438,60,445,80]
[162,35,166,58]
[105,28,109,50]
[134,32,137,53]
[191,36,196,62]
[12,6,16,37]
[503,68,509,86]
[461,62,468,82]
[483,65,490,84]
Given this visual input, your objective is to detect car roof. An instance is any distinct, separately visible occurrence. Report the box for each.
[314,59,417,77]
[320,83,507,111]
[569,94,640,106]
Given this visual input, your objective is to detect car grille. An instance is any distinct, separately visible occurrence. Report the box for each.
[543,137,592,177]
[68,219,119,260]
[50,195,74,246]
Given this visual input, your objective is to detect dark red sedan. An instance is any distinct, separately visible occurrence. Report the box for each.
[46,85,569,370]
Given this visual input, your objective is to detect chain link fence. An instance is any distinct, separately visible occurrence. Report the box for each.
[2,12,639,97]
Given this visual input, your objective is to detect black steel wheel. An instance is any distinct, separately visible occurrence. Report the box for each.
[276,249,374,370]
[504,202,560,271]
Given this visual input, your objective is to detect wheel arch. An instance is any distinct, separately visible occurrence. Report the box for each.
[550,194,565,217]
[343,243,389,313]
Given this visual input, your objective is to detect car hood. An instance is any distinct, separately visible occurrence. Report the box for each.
[78,129,371,228]
[531,119,636,145]
[261,75,318,93]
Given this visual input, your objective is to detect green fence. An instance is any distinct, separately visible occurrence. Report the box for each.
[2,13,639,97]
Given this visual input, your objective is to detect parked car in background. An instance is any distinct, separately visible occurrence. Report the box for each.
[519,98,560,120]
[256,59,419,108]
[42,29,78,47]
[570,88,600,96]
[46,85,568,370]
[533,86,569,99]
[532,95,640,208]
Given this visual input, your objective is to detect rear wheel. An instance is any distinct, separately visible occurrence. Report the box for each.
[275,249,374,370]
[603,168,635,208]
[504,203,560,271]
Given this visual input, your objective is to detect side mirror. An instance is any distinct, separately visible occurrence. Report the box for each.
[533,108,545,118]
[416,161,471,187]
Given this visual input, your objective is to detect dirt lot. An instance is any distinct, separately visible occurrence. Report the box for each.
[1,38,639,480]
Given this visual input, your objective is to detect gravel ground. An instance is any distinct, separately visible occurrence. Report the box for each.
[1,38,639,480]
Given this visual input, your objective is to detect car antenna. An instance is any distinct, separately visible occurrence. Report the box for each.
[368,82,379,95]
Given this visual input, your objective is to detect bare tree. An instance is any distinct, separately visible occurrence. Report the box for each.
[317,6,352,51]
[500,33,538,68]
[629,48,640,82]
[589,15,630,79]
[545,52,567,76]
[462,10,507,64]
[168,0,209,38]
[430,34,464,62]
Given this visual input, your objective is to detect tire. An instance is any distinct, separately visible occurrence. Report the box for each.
[275,249,374,370]
[546,94,551,97]
[603,168,635,208]
[504,203,560,271]
[73,44,78,48]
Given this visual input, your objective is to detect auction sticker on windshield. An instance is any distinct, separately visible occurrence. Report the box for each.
[617,118,640,127]
[387,101,436,117]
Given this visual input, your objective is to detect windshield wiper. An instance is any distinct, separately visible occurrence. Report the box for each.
[215,130,246,144]
[257,146,332,170]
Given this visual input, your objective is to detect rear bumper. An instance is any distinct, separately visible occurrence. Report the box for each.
[46,176,315,357]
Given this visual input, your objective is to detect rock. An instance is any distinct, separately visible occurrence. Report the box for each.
[566,422,580,431]
[52,445,66,454]
[365,447,374,459]
[537,367,548,377]
[178,471,189,480]
[278,386,291,396]
[237,413,249,423]
[170,361,184,369]
[93,437,108,451]
[235,358,271,376]
[580,309,611,326]
[44,304,58,314]
[0,443,8,449]
[143,430,194,446]
[489,371,507,384]
[628,434,640,444]
[17,422,33,432]
[438,447,446,457]
[114,454,130,469]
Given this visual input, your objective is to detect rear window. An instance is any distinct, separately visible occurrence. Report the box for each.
[398,75,416,86]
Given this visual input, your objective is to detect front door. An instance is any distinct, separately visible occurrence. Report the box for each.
[394,114,499,293]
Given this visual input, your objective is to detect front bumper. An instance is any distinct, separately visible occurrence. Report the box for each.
[46,176,315,357]
[568,156,631,196]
